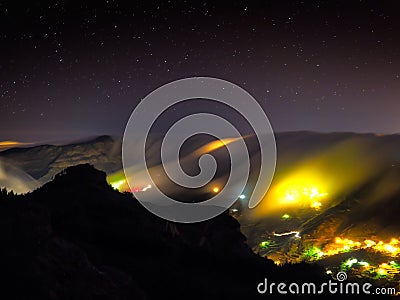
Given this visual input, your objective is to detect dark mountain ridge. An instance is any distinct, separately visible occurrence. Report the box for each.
[0,164,340,300]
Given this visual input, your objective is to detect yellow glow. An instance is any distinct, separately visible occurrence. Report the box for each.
[377,268,387,275]
[384,245,397,253]
[310,200,322,209]
[279,183,328,210]
[380,263,388,268]
[285,190,298,201]
[253,166,331,217]
[110,179,126,190]
[107,171,129,191]
[213,187,220,193]
[364,240,376,247]
[314,237,400,258]
[0,140,32,149]
[196,137,242,155]
[253,138,384,218]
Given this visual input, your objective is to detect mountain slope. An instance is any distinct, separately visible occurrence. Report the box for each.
[0,164,333,300]
[0,135,122,192]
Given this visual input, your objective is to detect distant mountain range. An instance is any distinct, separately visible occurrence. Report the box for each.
[1,131,400,192]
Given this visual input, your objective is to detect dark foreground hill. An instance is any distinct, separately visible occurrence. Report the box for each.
[0,164,377,300]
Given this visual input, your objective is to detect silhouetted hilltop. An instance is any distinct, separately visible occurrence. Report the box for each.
[0,164,385,299]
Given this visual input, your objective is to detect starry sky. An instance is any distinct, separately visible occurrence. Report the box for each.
[1,0,400,143]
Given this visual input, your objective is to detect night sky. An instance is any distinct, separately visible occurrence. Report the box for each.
[1,0,400,143]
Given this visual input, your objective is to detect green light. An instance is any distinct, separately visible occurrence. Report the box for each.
[107,172,127,191]
[260,241,271,249]
[110,179,126,190]
[260,240,274,249]
[347,258,358,266]
[281,214,290,220]
[239,194,246,199]
[302,246,324,261]
[341,258,358,271]
[358,261,369,267]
